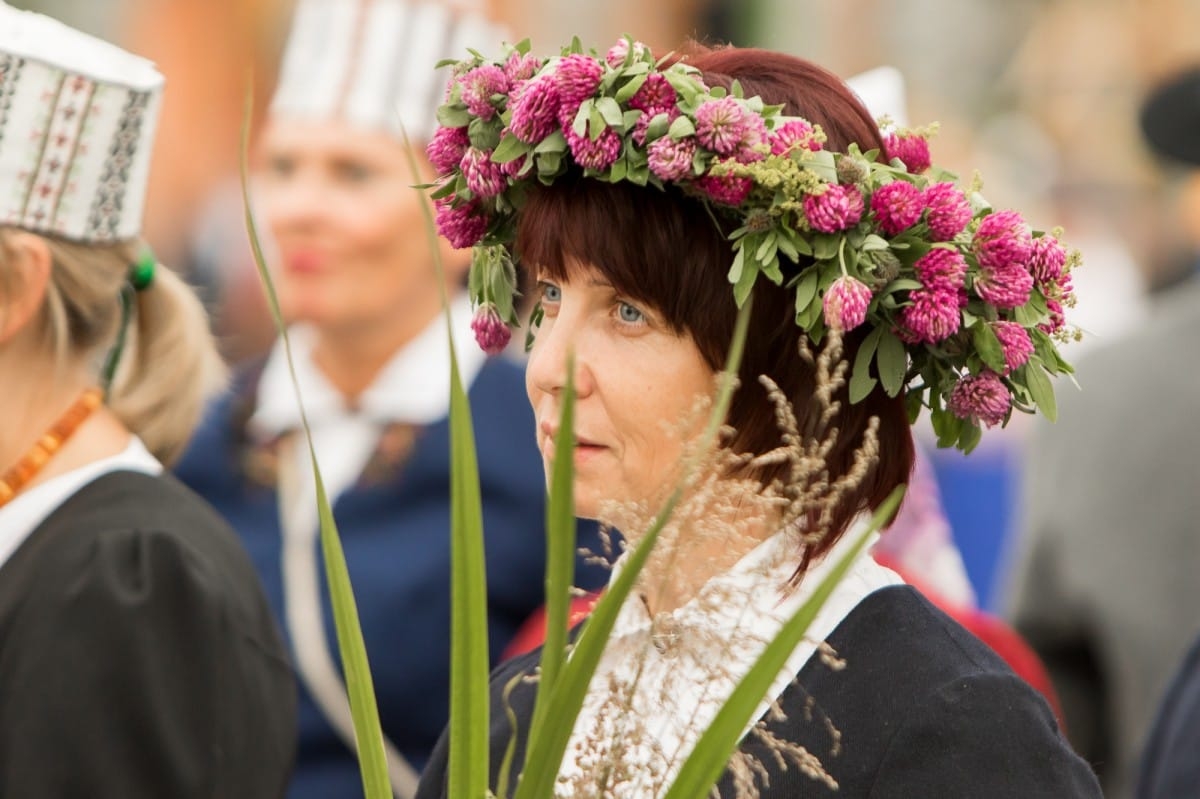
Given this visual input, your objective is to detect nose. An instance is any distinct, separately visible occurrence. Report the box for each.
[526,309,594,400]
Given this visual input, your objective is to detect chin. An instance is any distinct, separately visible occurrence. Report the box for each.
[278,298,331,327]
[568,485,603,523]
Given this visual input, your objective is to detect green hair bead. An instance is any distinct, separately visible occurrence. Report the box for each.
[128,250,156,291]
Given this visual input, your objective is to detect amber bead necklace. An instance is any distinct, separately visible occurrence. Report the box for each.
[0,387,104,509]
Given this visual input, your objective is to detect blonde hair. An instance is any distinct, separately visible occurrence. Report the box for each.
[3,229,226,465]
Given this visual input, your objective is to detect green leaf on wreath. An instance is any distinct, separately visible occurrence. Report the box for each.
[668,115,696,139]
[608,157,627,183]
[534,130,568,154]
[728,246,746,285]
[812,234,840,261]
[876,328,907,397]
[644,112,672,143]
[957,421,983,454]
[536,151,562,177]
[861,233,890,252]
[468,116,501,151]
[971,322,1006,374]
[792,268,820,316]
[436,104,470,128]
[905,387,925,423]
[850,327,882,403]
[595,97,625,128]
[491,134,529,164]
[1022,359,1058,422]
[588,105,606,140]
[733,258,759,307]
[806,150,837,183]
[932,406,963,449]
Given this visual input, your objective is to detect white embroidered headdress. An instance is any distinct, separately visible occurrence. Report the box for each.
[270,0,509,141]
[0,1,163,243]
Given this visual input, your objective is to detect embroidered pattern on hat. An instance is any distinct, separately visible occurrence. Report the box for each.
[85,89,150,241]
[22,74,98,236]
[0,56,23,150]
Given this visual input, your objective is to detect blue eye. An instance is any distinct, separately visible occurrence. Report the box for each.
[617,301,645,324]
[541,283,562,303]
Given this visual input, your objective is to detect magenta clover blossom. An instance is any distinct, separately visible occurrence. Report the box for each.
[822,276,873,331]
[804,184,864,233]
[948,370,1011,427]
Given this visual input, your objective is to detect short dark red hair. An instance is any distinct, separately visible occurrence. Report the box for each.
[516,46,914,567]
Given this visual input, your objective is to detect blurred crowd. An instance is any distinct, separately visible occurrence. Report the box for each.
[10,0,1200,797]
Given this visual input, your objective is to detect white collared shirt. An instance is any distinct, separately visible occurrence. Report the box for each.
[0,437,162,571]
[248,293,486,503]
[556,519,904,797]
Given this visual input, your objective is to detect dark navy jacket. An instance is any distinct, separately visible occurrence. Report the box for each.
[1137,634,1200,799]
[418,585,1102,798]
[176,356,609,799]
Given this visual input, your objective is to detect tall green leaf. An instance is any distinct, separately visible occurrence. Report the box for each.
[528,356,578,735]
[512,298,754,799]
[663,485,907,799]
[398,125,492,799]
[239,88,392,799]
[446,343,490,799]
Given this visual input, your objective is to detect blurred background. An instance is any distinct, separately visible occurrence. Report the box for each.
[18,0,1200,609]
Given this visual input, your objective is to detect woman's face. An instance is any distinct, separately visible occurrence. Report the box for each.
[526,261,717,521]
[256,120,445,334]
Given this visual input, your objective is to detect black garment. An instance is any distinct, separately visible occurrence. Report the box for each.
[417,586,1101,798]
[1137,634,1200,799]
[0,471,297,798]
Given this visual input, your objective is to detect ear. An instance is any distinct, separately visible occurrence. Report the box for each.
[0,232,53,345]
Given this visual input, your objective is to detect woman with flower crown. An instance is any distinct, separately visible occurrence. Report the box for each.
[415,37,1102,798]
[0,5,296,796]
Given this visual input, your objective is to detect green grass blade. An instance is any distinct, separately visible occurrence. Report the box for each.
[513,300,753,799]
[662,484,907,799]
[447,350,490,799]
[239,86,392,799]
[528,355,577,735]
[398,124,491,799]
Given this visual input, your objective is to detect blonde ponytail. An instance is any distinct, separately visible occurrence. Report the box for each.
[108,258,227,464]
[5,229,226,465]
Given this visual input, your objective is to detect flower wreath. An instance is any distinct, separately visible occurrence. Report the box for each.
[427,37,1081,453]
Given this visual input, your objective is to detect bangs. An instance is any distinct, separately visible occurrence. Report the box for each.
[514,173,735,366]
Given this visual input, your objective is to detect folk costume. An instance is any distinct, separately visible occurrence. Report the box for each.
[413,37,1101,798]
[0,450,296,798]
[0,5,295,796]
[418,527,1100,798]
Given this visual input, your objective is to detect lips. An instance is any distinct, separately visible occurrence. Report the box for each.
[540,420,604,457]
[283,249,326,274]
